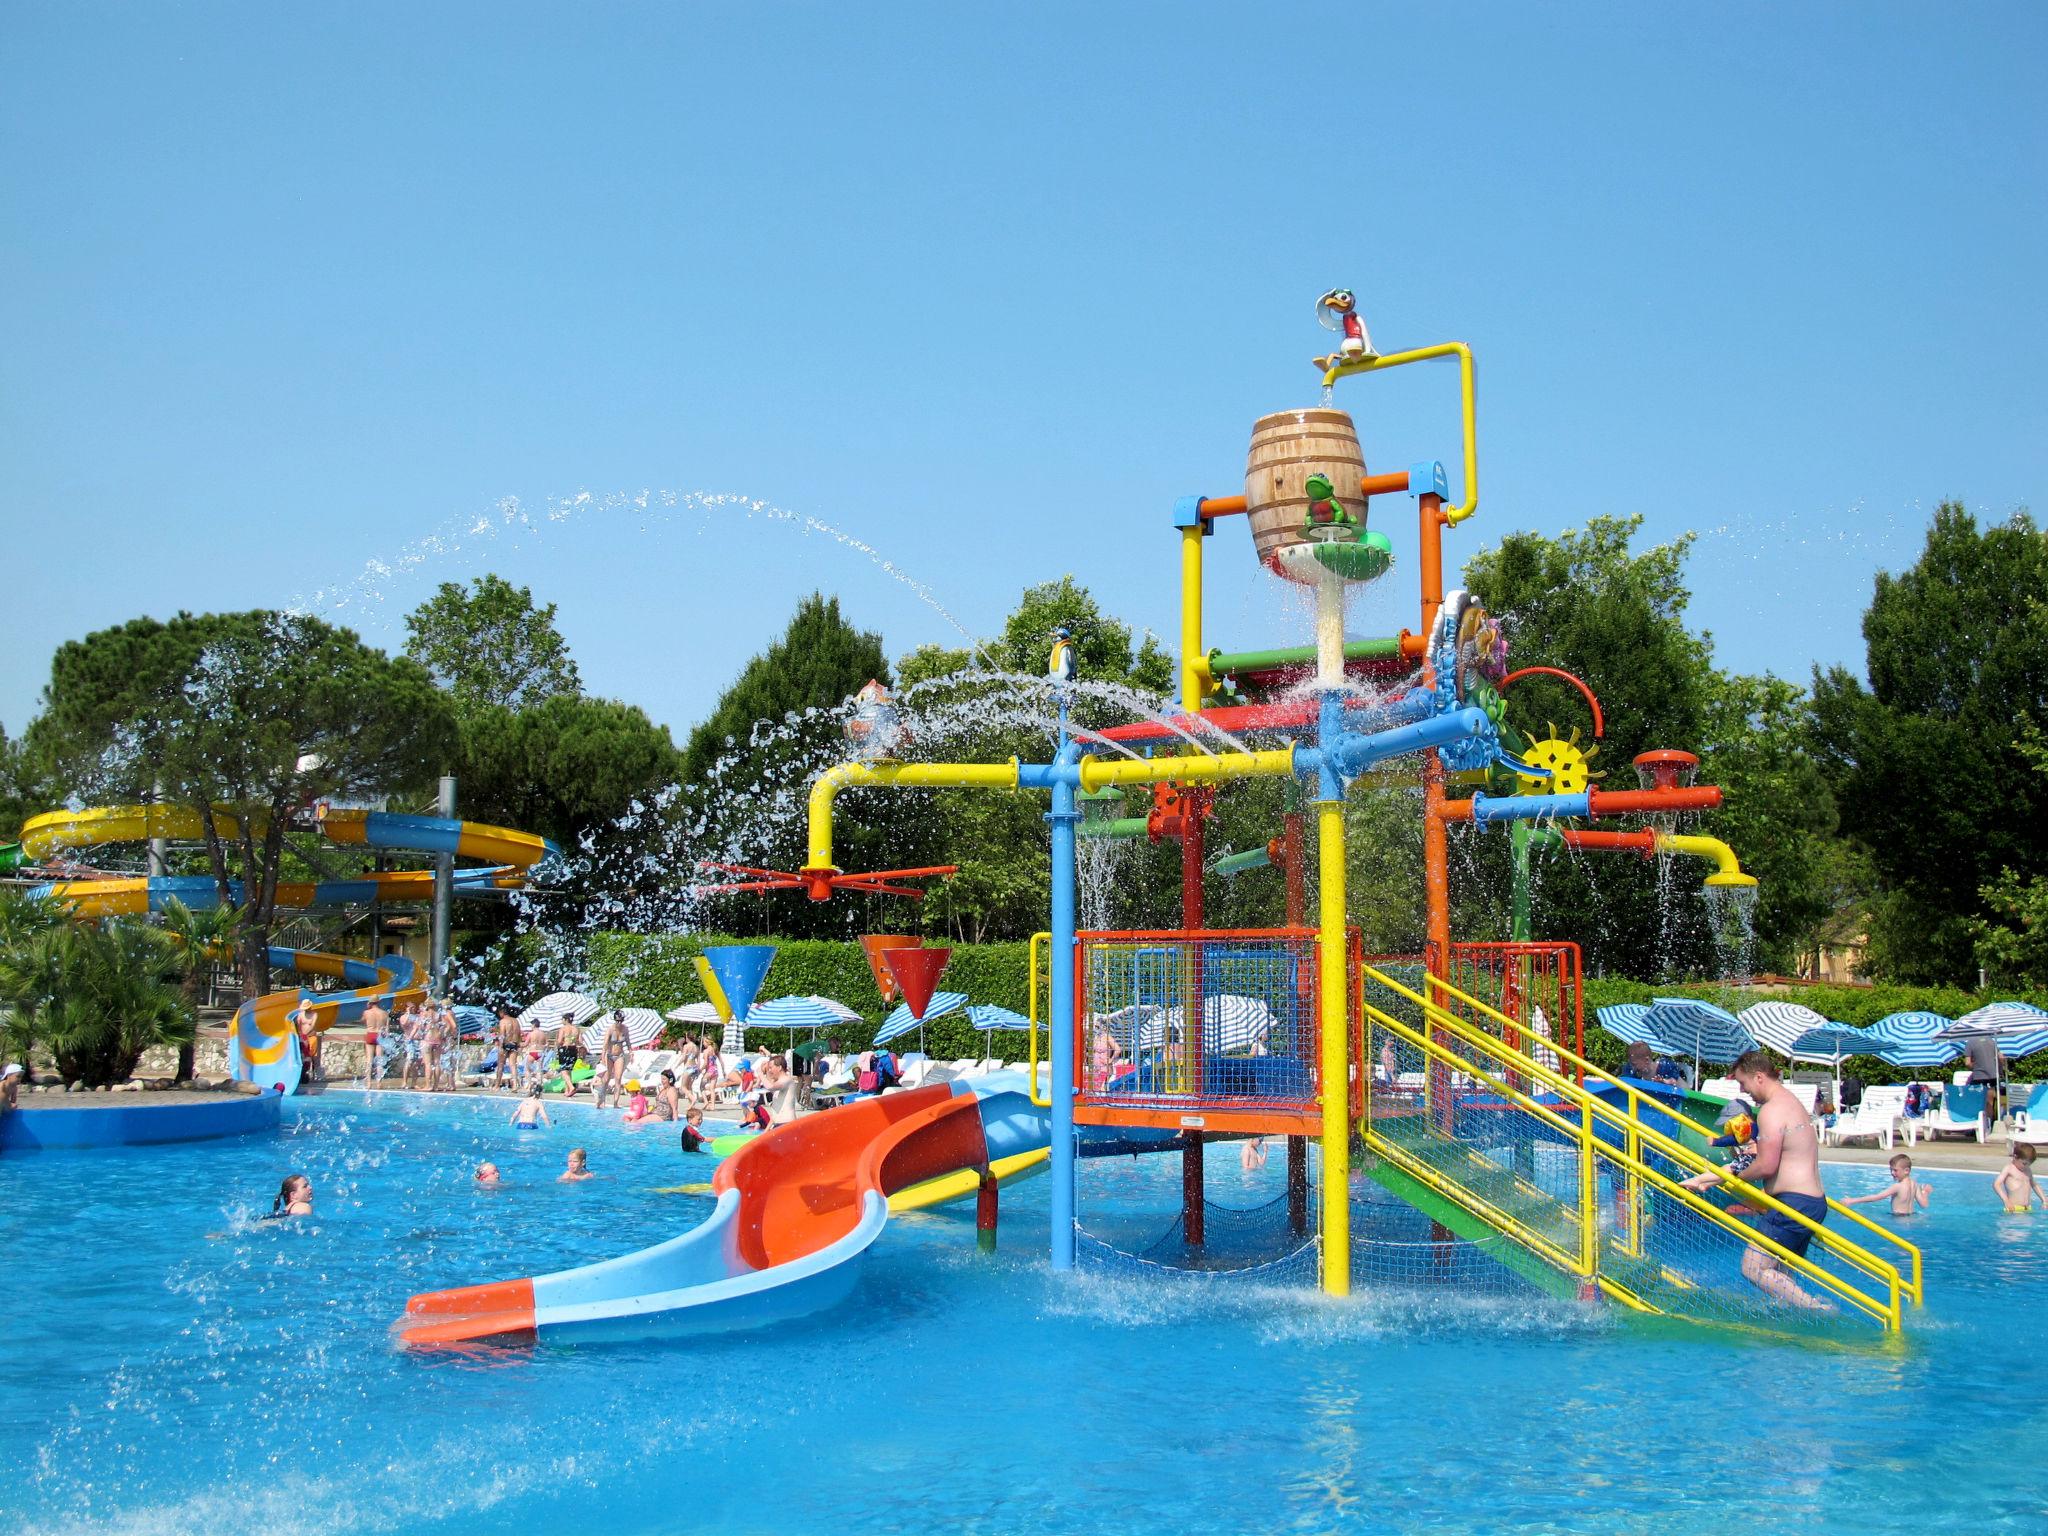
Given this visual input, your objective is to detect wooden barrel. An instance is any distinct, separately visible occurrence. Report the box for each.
[1244,408,1369,576]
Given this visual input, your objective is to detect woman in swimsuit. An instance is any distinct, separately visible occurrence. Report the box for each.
[268,1174,314,1218]
[598,1010,632,1109]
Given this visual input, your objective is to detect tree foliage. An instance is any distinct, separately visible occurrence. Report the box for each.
[27,612,451,997]
[404,575,582,712]
[1812,505,2048,982]
[451,695,681,849]
[0,902,193,1087]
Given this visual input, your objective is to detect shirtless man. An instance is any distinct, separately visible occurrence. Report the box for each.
[494,1006,522,1090]
[1724,1050,1834,1311]
[362,997,390,1088]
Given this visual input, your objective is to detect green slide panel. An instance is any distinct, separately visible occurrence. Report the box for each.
[1358,1152,1585,1304]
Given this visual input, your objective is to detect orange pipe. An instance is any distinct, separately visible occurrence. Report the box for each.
[1559,829,1658,856]
[1197,495,1248,518]
[1360,471,1412,498]
[1417,491,1447,641]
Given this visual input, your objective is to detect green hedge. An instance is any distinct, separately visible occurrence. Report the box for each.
[589,932,1035,1060]
[590,930,2048,1082]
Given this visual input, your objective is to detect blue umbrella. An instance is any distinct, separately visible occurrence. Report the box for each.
[872,990,968,1047]
[1786,1021,1886,1099]
[1946,1003,2048,1060]
[1868,1010,1963,1070]
[1142,994,1277,1054]
[451,1005,496,1039]
[967,1004,1032,1032]
[1739,1001,1832,1058]
[747,995,852,1033]
[1642,997,1757,1075]
[1595,1003,1665,1052]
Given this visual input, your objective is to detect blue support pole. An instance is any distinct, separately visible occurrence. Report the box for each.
[1047,752,1081,1270]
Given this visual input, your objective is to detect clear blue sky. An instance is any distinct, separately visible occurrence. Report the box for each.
[4,4,2043,741]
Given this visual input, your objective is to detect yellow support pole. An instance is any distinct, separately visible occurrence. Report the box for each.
[1180,524,1210,712]
[1317,796,1351,1297]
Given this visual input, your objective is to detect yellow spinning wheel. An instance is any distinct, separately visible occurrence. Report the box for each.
[1517,724,1602,796]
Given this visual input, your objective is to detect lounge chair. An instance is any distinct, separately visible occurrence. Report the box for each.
[1917,1080,1989,1143]
[1826,1085,1907,1149]
[2009,1084,2048,1148]
[1698,1077,1740,1102]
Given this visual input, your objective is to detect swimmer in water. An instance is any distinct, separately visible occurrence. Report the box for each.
[1995,1144,2042,1213]
[679,1107,714,1153]
[559,1148,594,1183]
[269,1174,314,1218]
[1240,1136,1268,1172]
[1840,1152,1930,1217]
[475,1161,502,1188]
[510,1085,552,1129]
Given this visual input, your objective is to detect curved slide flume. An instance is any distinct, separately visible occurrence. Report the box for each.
[400,1073,1058,1348]
[18,802,562,1093]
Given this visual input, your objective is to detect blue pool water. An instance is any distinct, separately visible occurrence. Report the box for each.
[3,1092,2044,1536]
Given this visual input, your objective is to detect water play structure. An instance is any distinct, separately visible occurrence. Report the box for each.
[16,802,561,1093]
[399,299,1923,1345]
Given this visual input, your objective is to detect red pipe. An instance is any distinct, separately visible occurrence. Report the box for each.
[1097,699,1318,744]
[1558,829,1657,857]
[1498,666,1605,738]
[1435,784,1722,823]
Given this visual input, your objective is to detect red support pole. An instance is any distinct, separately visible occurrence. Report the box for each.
[1180,788,1208,1250]
[976,1168,998,1254]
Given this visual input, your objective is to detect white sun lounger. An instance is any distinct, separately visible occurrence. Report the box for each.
[1826,1085,1907,1149]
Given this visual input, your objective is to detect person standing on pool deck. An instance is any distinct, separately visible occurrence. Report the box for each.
[362,997,390,1087]
[494,1006,522,1089]
[1724,1051,1834,1311]
[597,1010,632,1109]
[1964,1031,2002,1134]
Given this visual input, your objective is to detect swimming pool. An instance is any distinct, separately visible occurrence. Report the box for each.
[2,1092,2041,1535]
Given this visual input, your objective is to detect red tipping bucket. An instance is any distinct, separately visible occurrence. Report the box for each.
[860,935,922,1003]
[882,946,952,1022]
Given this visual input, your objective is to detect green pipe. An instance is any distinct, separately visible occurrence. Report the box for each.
[1076,817,1150,841]
[1214,845,1272,877]
[1207,636,1404,676]
[0,843,22,873]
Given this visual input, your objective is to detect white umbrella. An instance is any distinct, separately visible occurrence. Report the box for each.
[873,990,968,1048]
[518,991,601,1029]
[665,1001,724,1026]
[1139,994,1277,1054]
[1946,1003,2048,1059]
[1739,1000,1832,1059]
[579,1007,667,1052]
[749,996,857,1031]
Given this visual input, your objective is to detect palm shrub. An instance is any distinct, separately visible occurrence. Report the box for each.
[0,916,194,1087]
[157,897,242,1080]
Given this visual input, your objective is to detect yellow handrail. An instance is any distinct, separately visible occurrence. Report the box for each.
[1379,963,1924,1303]
[1370,966,1914,1308]
[1026,930,1053,1109]
[1360,997,1903,1329]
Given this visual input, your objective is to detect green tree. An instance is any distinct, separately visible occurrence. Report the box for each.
[450,695,681,848]
[404,575,582,711]
[1462,515,1721,976]
[1812,506,2048,982]
[0,916,193,1087]
[1971,724,2048,989]
[28,612,452,999]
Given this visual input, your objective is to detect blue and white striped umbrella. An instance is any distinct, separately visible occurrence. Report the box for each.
[1739,1001,1832,1057]
[1943,1003,2048,1060]
[967,1004,1032,1033]
[872,990,969,1047]
[451,1005,496,1039]
[1642,997,1757,1067]
[1137,994,1277,1054]
[1868,1009,1965,1069]
[579,1007,667,1052]
[1595,1003,1664,1052]
[747,995,855,1032]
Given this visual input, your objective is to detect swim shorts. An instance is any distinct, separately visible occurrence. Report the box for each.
[1750,1190,1828,1258]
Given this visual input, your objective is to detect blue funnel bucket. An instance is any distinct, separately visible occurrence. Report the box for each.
[702,944,776,1024]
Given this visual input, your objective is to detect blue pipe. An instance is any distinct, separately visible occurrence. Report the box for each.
[1045,741,1082,1270]
[1467,790,1594,823]
[1324,705,1490,780]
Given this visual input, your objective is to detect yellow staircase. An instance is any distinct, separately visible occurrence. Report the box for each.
[1356,964,1922,1336]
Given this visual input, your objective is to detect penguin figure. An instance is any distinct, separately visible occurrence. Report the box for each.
[1048,624,1078,684]
[1313,289,1378,371]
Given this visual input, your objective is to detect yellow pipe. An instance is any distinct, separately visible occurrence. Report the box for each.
[1180,524,1214,711]
[803,759,1023,873]
[1319,342,1479,524]
[1026,930,1053,1109]
[1075,746,1297,792]
[1655,832,1757,887]
[1316,796,1350,1297]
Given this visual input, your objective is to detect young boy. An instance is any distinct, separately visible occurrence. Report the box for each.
[1679,1099,1760,1195]
[559,1148,594,1183]
[1841,1152,1931,1217]
[679,1108,715,1154]
[1995,1144,2043,1213]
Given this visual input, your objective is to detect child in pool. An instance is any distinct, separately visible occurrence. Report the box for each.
[559,1148,594,1183]
[1240,1136,1267,1172]
[269,1174,314,1218]
[1995,1144,2042,1212]
[1841,1152,1930,1217]
[475,1161,502,1188]
[622,1089,651,1125]
[679,1108,715,1153]
[510,1086,552,1130]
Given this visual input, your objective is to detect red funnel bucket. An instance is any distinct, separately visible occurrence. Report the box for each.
[882,946,952,1022]
[861,935,922,1004]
